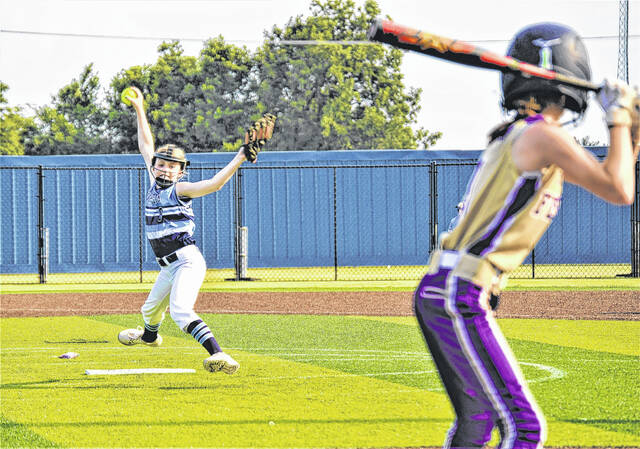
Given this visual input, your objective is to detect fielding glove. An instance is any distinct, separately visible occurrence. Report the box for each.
[242,113,277,163]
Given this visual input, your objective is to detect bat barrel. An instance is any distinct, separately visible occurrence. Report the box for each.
[367,18,600,93]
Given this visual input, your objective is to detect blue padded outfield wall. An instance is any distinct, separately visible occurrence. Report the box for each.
[0,148,629,275]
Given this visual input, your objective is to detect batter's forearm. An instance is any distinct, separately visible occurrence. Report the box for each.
[602,126,635,204]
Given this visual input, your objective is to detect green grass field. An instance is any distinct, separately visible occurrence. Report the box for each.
[1,313,639,448]
[1,264,639,295]
[1,263,636,288]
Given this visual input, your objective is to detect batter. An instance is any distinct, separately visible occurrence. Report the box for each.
[413,23,639,447]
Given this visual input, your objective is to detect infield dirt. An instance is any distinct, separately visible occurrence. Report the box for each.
[1,290,638,320]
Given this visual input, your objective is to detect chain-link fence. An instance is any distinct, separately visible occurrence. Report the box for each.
[1,159,638,284]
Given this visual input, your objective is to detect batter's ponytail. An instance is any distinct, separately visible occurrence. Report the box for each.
[489,93,566,144]
[488,115,526,144]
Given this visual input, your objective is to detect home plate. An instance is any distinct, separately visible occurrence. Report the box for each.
[85,368,196,375]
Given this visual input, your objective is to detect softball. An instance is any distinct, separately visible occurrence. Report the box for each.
[120,87,138,106]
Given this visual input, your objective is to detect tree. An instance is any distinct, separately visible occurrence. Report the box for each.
[108,39,257,153]
[23,64,111,155]
[254,0,441,150]
[19,0,442,155]
[195,37,259,151]
[0,82,34,155]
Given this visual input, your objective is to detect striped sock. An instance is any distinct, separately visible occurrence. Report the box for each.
[187,320,221,355]
[142,322,160,343]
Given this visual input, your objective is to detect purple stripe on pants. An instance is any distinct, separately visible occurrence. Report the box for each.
[413,268,545,448]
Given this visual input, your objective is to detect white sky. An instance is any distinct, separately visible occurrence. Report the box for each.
[0,0,638,150]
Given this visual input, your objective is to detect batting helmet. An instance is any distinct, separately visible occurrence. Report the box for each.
[151,144,189,169]
[501,23,592,115]
[151,144,189,188]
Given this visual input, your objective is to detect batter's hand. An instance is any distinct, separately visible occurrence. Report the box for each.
[630,93,640,153]
[242,113,277,163]
[597,79,636,128]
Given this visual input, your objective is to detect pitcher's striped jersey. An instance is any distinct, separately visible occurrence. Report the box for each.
[441,115,563,275]
[145,183,195,258]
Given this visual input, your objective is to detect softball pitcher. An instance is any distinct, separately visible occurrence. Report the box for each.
[117,86,276,374]
[414,23,639,447]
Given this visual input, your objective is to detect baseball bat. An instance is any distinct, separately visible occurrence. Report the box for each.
[367,18,600,93]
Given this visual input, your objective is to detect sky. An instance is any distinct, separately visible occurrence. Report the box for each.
[1,0,638,150]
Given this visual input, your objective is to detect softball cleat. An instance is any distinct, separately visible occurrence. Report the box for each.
[203,352,239,375]
[117,326,163,347]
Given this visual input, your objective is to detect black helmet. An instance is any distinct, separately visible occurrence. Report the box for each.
[151,144,189,170]
[501,23,592,114]
[151,144,189,188]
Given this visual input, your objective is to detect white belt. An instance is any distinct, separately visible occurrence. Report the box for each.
[438,250,460,269]
[428,249,505,293]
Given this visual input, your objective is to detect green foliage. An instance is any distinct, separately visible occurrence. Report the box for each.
[0,82,34,155]
[23,64,112,155]
[255,0,440,150]
[108,39,257,153]
[11,0,442,155]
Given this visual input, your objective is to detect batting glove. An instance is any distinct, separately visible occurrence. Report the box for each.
[597,78,637,128]
[630,92,640,151]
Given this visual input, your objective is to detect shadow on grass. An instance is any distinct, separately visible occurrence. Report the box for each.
[13,416,452,428]
[43,339,109,344]
[0,379,64,388]
[0,378,235,391]
[563,418,640,424]
[560,418,640,439]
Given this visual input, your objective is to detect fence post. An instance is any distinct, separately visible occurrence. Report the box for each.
[228,167,254,281]
[333,167,338,281]
[631,160,640,277]
[231,168,242,281]
[429,161,439,254]
[138,169,144,283]
[239,226,248,278]
[37,166,48,283]
[531,248,536,279]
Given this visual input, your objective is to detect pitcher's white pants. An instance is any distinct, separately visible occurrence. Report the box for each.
[141,245,206,331]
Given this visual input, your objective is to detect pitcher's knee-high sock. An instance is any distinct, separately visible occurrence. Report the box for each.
[187,320,221,355]
[142,323,160,343]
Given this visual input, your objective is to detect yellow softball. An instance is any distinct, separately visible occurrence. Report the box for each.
[121,87,138,106]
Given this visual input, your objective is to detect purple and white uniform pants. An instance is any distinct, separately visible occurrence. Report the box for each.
[413,267,546,448]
